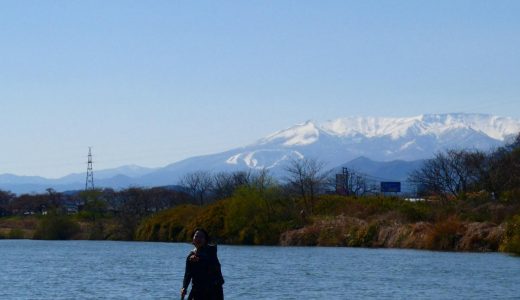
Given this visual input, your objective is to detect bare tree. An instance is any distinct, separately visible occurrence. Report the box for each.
[213,172,235,200]
[0,190,14,205]
[485,133,520,198]
[45,188,61,209]
[408,149,486,199]
[0,190,14,216]
[212,170,251,200]
[231,170,252,187]
[285,157,329,214]
[348,172,377,196]
[251,168,276,194]
[180,171,214,205]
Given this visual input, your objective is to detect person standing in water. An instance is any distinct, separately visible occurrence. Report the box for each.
[181,228,224,300]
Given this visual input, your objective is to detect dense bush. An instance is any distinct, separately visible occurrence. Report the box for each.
[222,186,298,244]
[345,221,380,247]
[499,214,520,255]
[136,186,299,245]
[186,201,227,243]
[8,228,25,239]
[424,216,463,251]
[135,205,200,242]
[33,213,80,240]
[313,195,439,223]
[134,185,520,252]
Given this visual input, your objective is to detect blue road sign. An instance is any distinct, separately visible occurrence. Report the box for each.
[381,182,401,193]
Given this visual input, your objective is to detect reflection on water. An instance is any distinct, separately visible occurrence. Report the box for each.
[0,240,519,299]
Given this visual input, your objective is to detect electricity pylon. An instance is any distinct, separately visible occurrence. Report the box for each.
[85,147,95,190]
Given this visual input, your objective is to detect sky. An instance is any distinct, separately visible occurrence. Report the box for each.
[1,1,519,178]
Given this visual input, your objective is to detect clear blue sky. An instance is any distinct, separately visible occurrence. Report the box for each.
[1,1,519,178]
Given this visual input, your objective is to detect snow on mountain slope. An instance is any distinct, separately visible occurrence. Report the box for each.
[2,113,519,193]
[259,120,320,146]
[225,113,520,170]
[141,113,519,188]
[321,113,519,140]
[257,114,520,151]
[226,150,304,168]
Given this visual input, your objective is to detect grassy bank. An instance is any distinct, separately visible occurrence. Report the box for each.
[0,214,120,241]
[0,216,38,239]
[135,187,520,254]
[3,187,519,255]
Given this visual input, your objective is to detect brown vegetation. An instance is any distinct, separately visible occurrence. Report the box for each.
[0,217,38,239]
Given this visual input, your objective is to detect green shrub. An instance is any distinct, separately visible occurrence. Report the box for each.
[87,221,106,240]
[187,201,227,242]
[8,228,25,239]
[500,214,520,255]
[224,187,267,244]
[313,196,350,215]
[343,221,380,247]
[363,221,380,245]
[135,205,200,242]
[33,213,80,240]
[345,226,362,247]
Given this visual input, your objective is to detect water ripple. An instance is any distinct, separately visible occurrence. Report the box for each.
[0,241,519,299]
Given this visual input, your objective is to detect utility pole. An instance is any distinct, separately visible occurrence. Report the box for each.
[85,147,95,190]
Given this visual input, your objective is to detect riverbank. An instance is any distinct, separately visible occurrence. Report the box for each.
[0,216,38,239]
[0,216,119,240]
[0,215,505,251]
[135,190,520,254]
[2,191,519,255]
[279,216,504,251]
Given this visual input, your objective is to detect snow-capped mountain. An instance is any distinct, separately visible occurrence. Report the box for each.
[135,113,519,187]
[1,113,519,193]
[320,114,519,140]
[225,113,520,170]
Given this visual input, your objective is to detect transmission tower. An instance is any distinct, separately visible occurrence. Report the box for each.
[85,147,95,190]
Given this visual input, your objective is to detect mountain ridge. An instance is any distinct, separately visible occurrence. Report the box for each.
[1,113,519,194]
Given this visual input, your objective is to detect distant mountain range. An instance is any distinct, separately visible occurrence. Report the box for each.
[2,113,519,194]
[0,165,156,194]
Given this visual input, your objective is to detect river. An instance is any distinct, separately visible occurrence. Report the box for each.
[0,240,519,299]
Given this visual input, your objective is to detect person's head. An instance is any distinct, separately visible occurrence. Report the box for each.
[192,228,209,249]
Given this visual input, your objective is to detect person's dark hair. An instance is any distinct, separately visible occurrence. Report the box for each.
[192,228,210,244]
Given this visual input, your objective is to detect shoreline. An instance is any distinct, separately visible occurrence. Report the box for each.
[2,194,519,255]
[0,237,511,254]
[0,217,509,254]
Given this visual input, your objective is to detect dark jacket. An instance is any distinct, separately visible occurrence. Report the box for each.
[183,245,224,300]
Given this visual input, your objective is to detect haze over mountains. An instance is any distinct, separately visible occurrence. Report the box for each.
[2,113,519,194]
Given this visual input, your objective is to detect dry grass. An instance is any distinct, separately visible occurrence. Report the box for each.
[424,216,464,250]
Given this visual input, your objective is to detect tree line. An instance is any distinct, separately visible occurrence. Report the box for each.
[0,158,332,239]
[409,133,520,201]
[2,134,519,248]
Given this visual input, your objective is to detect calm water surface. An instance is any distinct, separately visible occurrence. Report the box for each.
[1,240,519,299]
